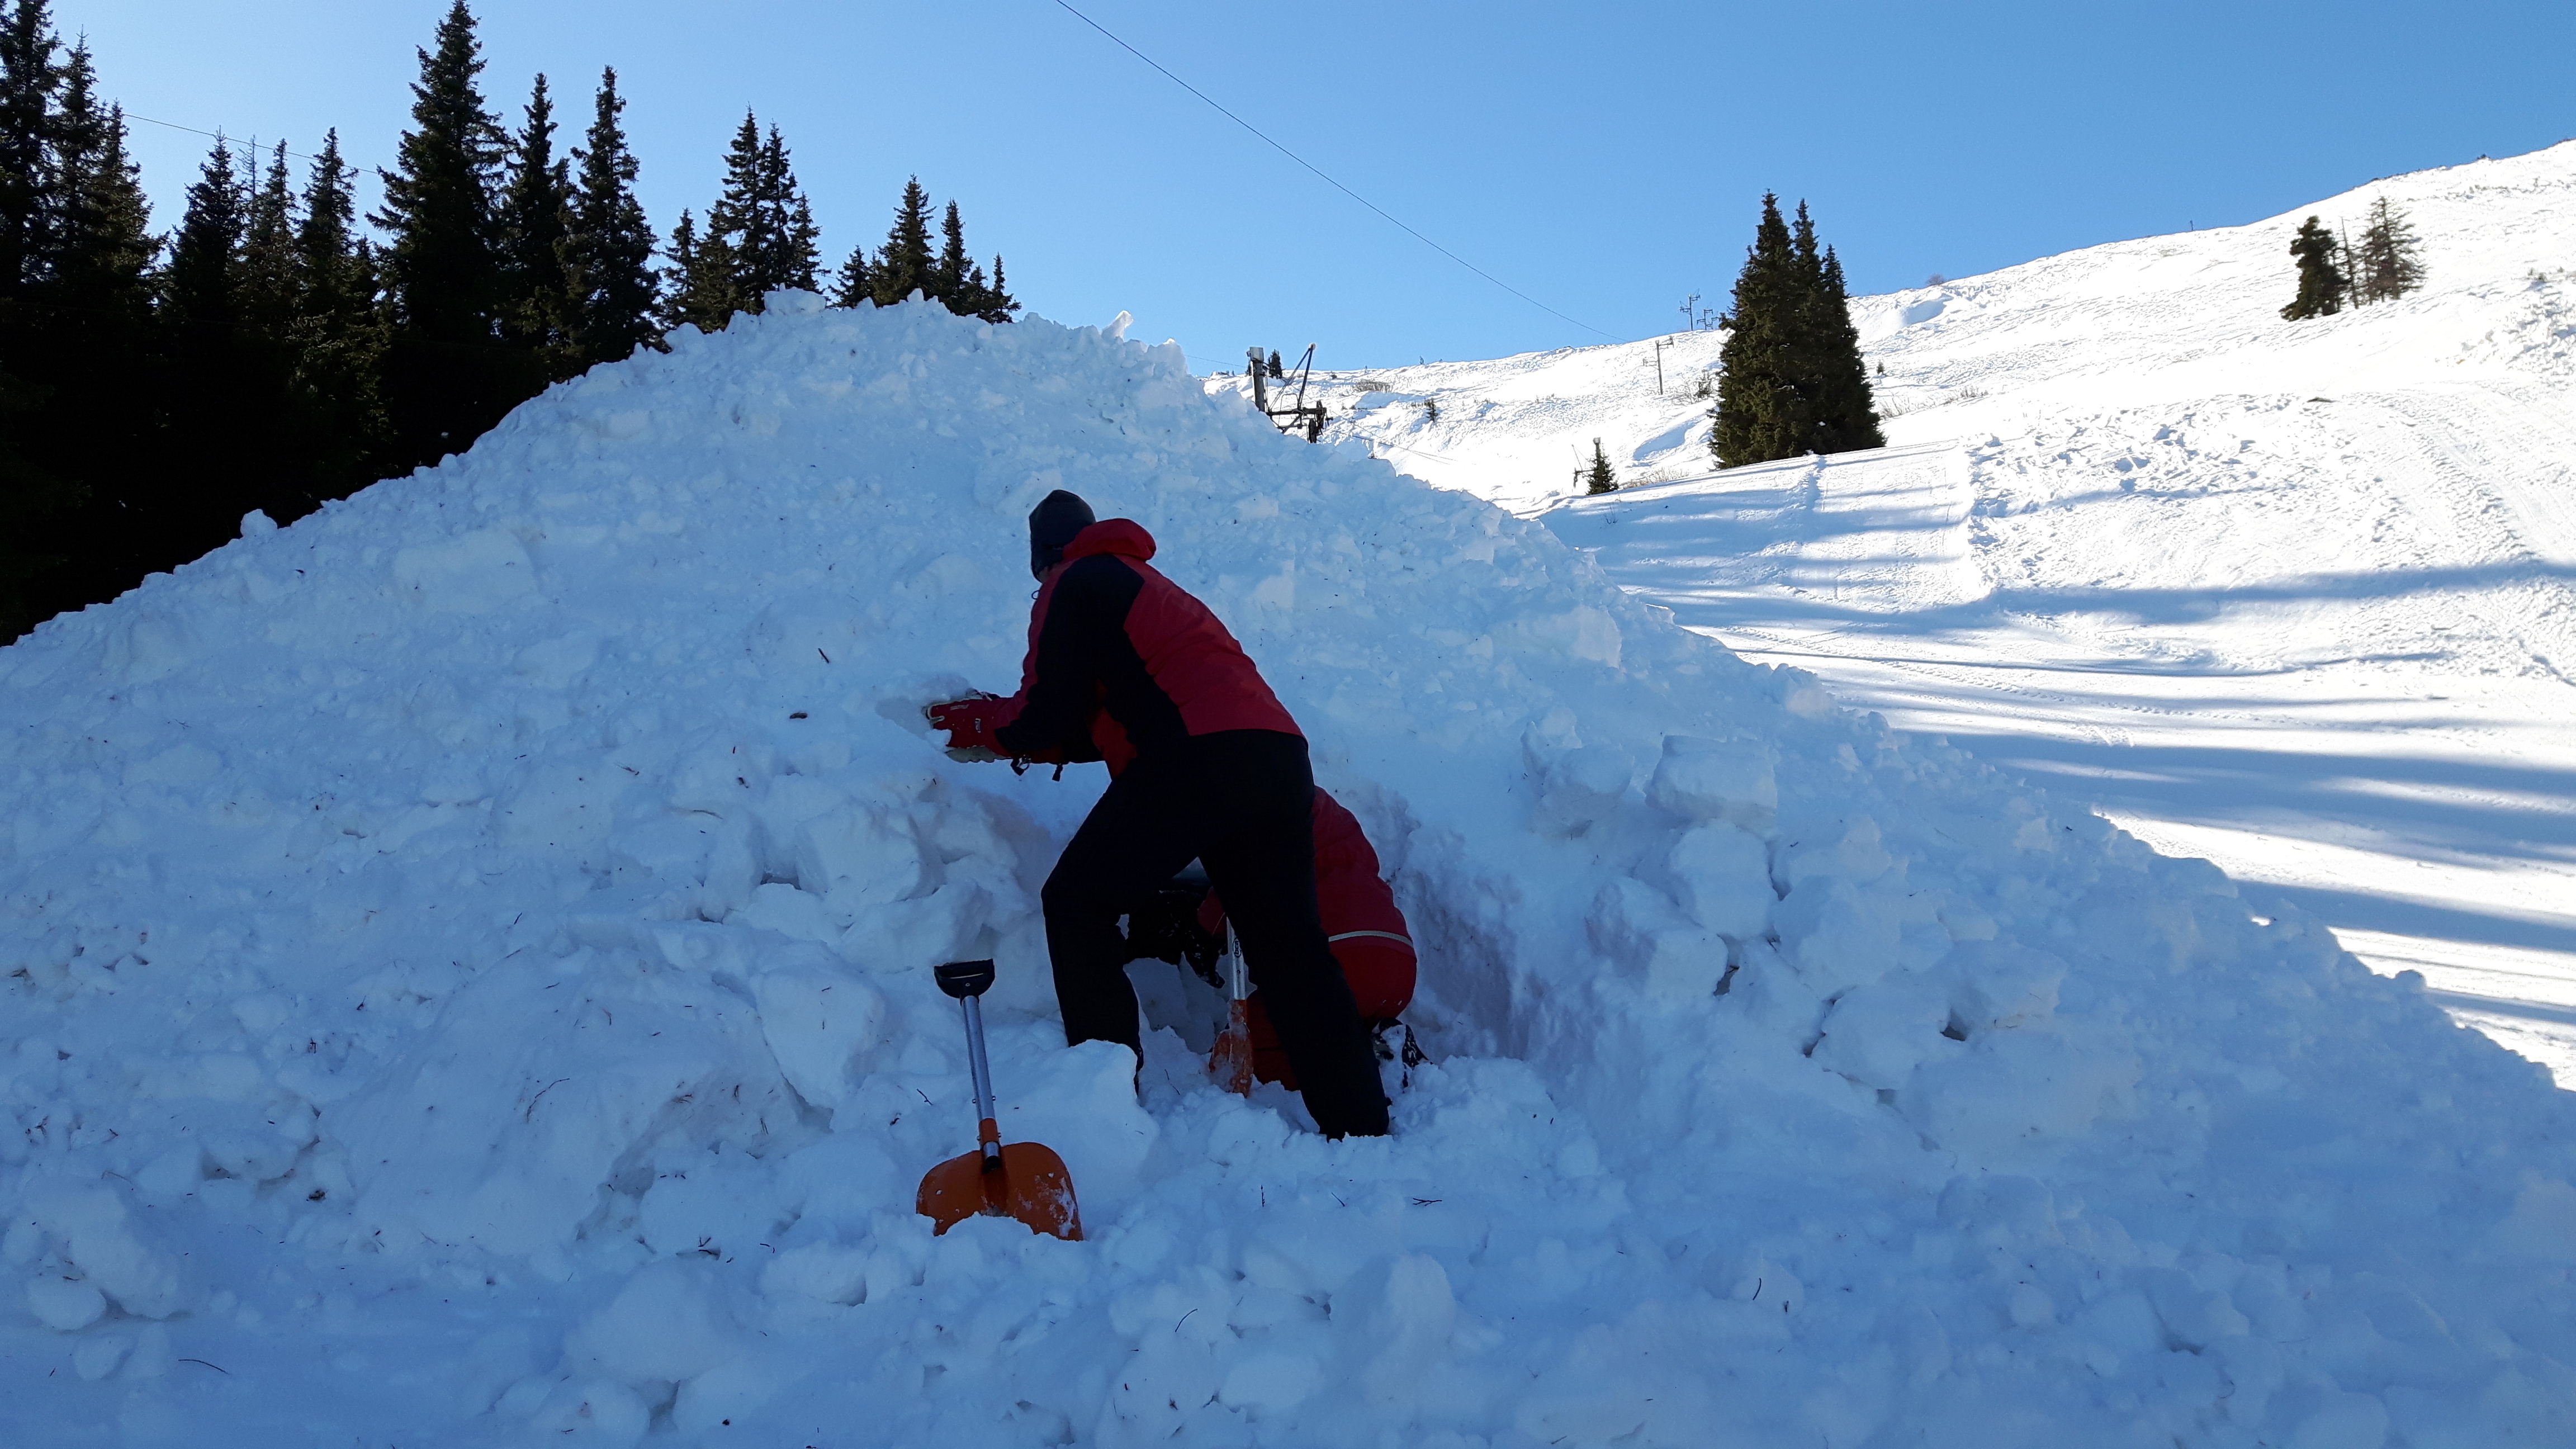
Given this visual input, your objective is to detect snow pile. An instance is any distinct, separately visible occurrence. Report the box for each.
[7,292,2576,1445]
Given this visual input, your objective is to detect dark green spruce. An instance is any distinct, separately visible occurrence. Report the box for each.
[1711,193,1880,468]
[373,0,511,466]
[2280,216,2347,321]
[562,67,659,368]
[498,72,577,380]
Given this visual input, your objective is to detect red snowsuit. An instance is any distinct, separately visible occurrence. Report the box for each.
[1200,788,1415,1090]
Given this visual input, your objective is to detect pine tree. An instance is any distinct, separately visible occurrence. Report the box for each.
[1585,438,1617,495]
[1711,192,1803,468]
[659,207,736,332]
[0,0,67,636]
[7,24,160,634]
[562,67,659,367]
[749,125,818,296]
[2280,216,2346,321]
[1802,245,1883,454]
[0,0,59,310]
[286,129,392,502]
[157,135,259,544]
[236,141,298,335]
[694,113,819,318]
[2351,196,2425,306]
[498,72,576,376]
[870,176,935,305]
[829,240,872,307]
[373,0,510,465]
[935,200,970,304]
[161,136,245,354]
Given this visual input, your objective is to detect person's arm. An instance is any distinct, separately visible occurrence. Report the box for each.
[995,555,1139,757]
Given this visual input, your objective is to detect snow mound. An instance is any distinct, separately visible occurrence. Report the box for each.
[6,296,2574,1443]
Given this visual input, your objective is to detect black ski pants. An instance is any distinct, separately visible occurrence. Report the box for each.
[1040,729,1390,1138]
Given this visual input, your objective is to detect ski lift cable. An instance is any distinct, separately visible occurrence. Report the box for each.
[1048,1,1617,343]
[125,111,332,168]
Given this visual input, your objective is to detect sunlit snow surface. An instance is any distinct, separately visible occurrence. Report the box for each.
[5,207,2575,1442]
[1291,143,2576,1087]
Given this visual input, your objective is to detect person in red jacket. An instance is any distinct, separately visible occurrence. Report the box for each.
[929,490,1389,1139]
[1208,788,1414,1089]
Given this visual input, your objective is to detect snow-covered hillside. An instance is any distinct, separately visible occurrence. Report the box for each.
[4,282,2573,1444]
[1273,142,2576,1082]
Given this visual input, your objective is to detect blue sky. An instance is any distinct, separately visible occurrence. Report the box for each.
[54,0,2576,370]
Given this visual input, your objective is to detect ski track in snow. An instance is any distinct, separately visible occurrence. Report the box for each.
[1303,143,2576,1088]
[5,153,2576,1445]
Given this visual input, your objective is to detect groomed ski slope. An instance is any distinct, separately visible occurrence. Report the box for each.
[1276,141,2576,1085]
[6,294,2574,1447]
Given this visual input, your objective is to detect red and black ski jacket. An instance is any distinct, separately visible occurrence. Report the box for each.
[991,519,1300,769]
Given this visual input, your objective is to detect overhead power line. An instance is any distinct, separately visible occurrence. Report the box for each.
[124,111,334,168]
[1048,0,1617,342]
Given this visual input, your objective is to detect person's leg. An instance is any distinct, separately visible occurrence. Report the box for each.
[1194,732,1389,1138]
[1041,756,1201,1059]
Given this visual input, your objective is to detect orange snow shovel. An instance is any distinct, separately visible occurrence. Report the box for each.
[1208,921,1254,1096]
[915,959,1082,1242]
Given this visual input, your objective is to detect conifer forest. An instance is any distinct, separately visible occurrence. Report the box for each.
[0,0,1015,640]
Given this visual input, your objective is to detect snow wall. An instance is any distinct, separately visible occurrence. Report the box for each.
[4,294,2573,1446]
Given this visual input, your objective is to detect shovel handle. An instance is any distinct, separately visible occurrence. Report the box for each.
[940,960,1001,1137]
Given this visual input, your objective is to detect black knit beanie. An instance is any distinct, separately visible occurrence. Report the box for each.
[1028,489,1096,580]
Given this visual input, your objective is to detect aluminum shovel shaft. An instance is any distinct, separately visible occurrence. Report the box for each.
[958,992,1001,1171]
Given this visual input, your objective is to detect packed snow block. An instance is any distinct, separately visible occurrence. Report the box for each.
[1810,970,1962,1092]
[1769,877,1901,997]
[2489,1177,2576,1264]
[1901,1024,2140,1162]
[24,1273,108,1332]
[18,1176,190,1320]
[998,1035,1159,1215]
[792,803,931,908]
[636,1148,778,1258]
[1646,734,1778,835]
[750,957,888,1112]
[1348,1253,1459,1405]
[1532,746,1632,837]
[1587,878,1729,998]
[1660,821,1775,939]
[1942,941,2066,1031]
[389,527,539,613]
[1500,604,1622,668]
[560,1259,743,1411]
[332,954,800,1259]
[1777,816,1896,892]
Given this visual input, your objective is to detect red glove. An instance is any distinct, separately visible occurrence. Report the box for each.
[926,694,1006,762]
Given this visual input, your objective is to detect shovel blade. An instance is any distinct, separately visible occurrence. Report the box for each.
[1210,999,1254,1096]
[917,1142,1083,1242]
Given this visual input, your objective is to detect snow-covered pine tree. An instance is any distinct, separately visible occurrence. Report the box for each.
[2351,196,2425,306]
[498,73,576,376]
[2280,216,2347,320]
[372,0,512,466]
[563,68,660,368]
